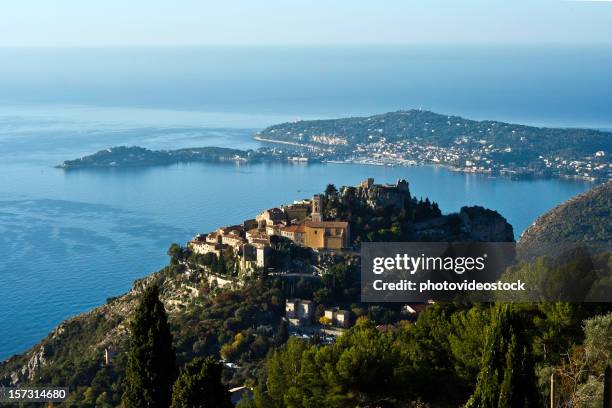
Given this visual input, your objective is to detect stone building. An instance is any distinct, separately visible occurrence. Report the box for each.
[324,307,352,328]
[311,194,323,222]
[240,243,269,271]
[281,202,310,223]
[285,299,314,326]
[303,220,350,249]
[189,234,225,257]
[280,224,306,246]
[302,193,350,249]
[256,208,285,227]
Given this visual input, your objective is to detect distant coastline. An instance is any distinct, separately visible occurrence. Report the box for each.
[57,145,318,169]
[254,135,310,148]
[253,135,602,183]
[58,110,611,183]
[256,110,612,183]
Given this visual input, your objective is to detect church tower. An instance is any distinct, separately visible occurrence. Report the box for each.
[311,194,322,222]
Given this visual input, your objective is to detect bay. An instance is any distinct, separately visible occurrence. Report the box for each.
[0,44,608,359]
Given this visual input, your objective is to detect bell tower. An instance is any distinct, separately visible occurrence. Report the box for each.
[311,194,322,222]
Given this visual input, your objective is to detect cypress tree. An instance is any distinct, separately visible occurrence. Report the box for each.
[274,320,289,347]
[123,284,177,408]
[465,304,539,408]
[170,356,233,408]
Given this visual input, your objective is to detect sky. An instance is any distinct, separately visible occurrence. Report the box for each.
[0,0,611,47]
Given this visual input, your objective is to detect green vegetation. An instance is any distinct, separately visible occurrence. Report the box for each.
[123,285,236,408]
[123,285,177,408]
[499,251,612,302]
[518,181,612,261]
[58,146,250,168]
[465,305,538,407]
[268,235,313,272]
[57,145,315,169]
[1,255,610,407]
[553,313,612,407]
[171,357,233,408]
[243,303,611,408]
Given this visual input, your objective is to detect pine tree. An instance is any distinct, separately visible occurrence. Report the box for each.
[465,304,539,408]
[170,357,233,408]
[123,284,177,408]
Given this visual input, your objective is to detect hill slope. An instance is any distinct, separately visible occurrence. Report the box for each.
[258,110,612,156]
[257,110,611,181]
[517,181,612,260]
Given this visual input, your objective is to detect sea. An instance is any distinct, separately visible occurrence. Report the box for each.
[0,45,610,360]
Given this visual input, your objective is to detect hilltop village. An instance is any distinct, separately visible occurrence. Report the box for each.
[188,179,368,271]
[188,189,351,273]
[183,179,421,332]
[183,177,513,334]
[186,179,383,332]
[187,178,414,278]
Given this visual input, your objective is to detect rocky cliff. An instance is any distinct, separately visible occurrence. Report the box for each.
[411,206,514,242]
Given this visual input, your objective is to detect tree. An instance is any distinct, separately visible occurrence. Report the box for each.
[167,243,184,265]
[170,357,233,408]
[583,312,612,372]
[465,304,539,408]
[123,285,177,408]
[220,332,248,361]
[325,184,338,197]
[254,337,309,408]
[319,316,332,326]
[448,304,491,383]
[274,320,289,347]
[555,312,612,406]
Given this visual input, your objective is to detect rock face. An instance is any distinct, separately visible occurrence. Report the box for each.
[459,206,515,242]
[342,178,411,211]
[517,181,612,261]
[412,206,514,242]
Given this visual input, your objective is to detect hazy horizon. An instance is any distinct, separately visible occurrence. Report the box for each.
[2,45,611,129]
[1,0,612,47]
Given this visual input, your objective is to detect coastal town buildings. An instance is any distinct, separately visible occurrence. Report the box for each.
[303,220,350,249]
[189,234,224,257]
[285,299,314,326]
[279,224,305,245]
[324,307,351,328]
[256,208,285,227]
[188,179,411,275]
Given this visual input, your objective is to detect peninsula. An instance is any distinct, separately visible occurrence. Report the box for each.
[257,109,612,182]
[57,145,317,169]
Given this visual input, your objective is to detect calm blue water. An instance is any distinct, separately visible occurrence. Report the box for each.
[0,45,608,359]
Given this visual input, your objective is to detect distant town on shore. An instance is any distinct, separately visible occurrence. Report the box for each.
[256,110,611,182]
